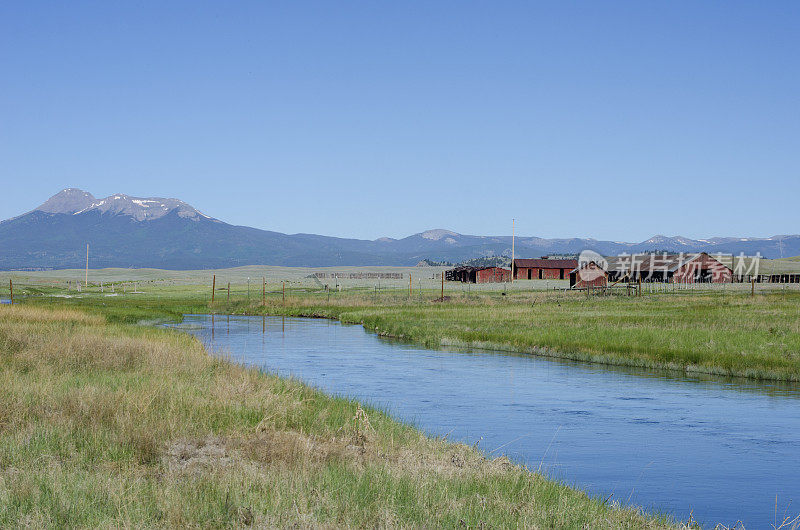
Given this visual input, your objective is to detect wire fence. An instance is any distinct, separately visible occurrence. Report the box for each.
[2,270,800,306]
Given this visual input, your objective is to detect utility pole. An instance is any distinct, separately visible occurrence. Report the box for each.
[85,243,89,288]
[511,218,515,283]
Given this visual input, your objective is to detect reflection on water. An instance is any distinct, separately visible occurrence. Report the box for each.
[173,314,800,528]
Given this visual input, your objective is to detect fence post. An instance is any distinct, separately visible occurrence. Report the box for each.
[441,272,444,301]
[211,275,216,303]
[751,279,755,297]
[9,279,13,305]
[262,277,266,306]
[282,281,285,305]
[227,282,230,302]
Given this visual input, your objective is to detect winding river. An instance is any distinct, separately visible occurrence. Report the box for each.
[173,314,800,528]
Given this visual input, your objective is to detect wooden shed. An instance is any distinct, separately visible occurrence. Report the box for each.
[446,266,511,283]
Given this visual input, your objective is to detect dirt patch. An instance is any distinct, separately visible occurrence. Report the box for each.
[238,430,343,465]
[161,407,500,482]
[163,430,352,476]
[163,436,234,473]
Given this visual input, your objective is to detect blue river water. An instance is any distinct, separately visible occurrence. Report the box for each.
[174,314,800,528]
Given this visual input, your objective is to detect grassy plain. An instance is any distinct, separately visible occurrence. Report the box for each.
[0,304,684,528]
[16,277,800,382]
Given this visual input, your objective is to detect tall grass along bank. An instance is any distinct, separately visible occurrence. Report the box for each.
[0,304,684,528]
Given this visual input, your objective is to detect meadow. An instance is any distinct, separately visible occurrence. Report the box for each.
[12,272,800,382]
[4,268,800,526]
[0,304,685,528]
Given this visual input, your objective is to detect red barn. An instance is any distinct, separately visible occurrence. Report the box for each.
[513,258,578,280]
[476,266,511,283]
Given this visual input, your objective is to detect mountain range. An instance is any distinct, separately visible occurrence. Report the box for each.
[1,188,798,270]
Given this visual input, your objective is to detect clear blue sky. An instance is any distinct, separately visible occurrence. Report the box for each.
[2,2,798,241]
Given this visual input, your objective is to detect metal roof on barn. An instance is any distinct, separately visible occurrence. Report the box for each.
[448,265,510,273]
[513,259,578,269]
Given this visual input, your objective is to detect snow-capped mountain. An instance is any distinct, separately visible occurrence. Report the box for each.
[35,189,212,222]
[1,188,798,270]
[420,229,459,241]
[639,235,706,247]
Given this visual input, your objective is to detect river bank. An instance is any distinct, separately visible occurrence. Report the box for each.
[183,312,800,527]
[225,291,800,382]
[0,304,684,527]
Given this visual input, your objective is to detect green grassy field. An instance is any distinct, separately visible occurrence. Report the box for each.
[0,304,685,528]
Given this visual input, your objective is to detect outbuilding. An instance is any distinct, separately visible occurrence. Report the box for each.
[446,266,511,283]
